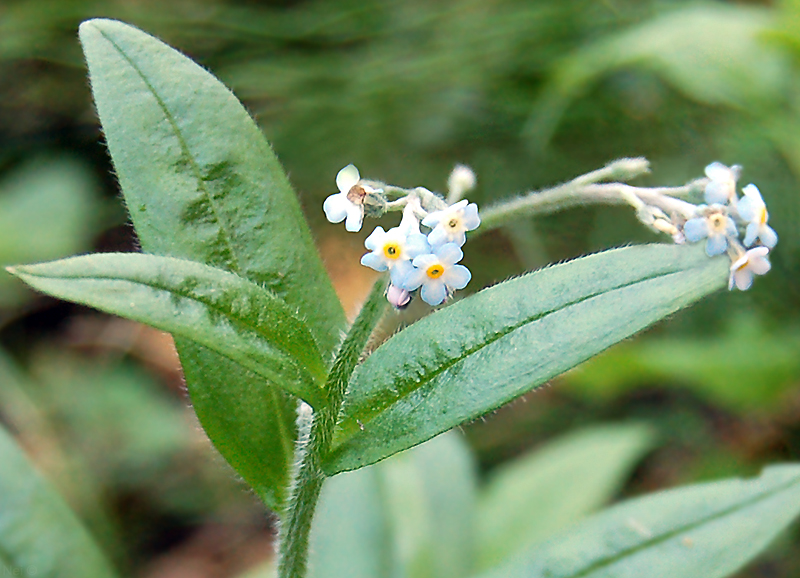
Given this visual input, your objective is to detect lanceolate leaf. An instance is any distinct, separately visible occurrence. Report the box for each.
[325,244,728,474]
[78,19,345,355]
[8,253,326,408]
[79,18,346,509]
[479,464,800,578]
[0,424,119,578]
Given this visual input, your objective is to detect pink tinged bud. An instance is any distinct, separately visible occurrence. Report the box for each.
[386,283,412,309]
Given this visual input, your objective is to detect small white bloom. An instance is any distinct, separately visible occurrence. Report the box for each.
[736,184,778,248]
[704,162,741,205]
[422,199,481,247]
[447,164,477,200]
[401,243,471,306]
[682,206,737,256]
[323,164,380,232]
[360,207,430,285]
[729,246,771,291]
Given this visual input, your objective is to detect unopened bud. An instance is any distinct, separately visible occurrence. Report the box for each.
[448,164,477,202]
[386,283,411,309]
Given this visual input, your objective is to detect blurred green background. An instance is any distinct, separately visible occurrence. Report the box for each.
[1,0,799,576]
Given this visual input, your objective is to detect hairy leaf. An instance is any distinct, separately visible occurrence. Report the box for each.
[325,244,728,474]
[479,464,800,578]
[8,253,326,407]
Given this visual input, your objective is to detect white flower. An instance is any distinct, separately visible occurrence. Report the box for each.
[323,164,380,232]
[729,246,771,291]
[682,206,737,256]
[736,184,778,248]
[401,243,471,306]
[422,199,481,247]
[447,164,477,200]
[704,162,741,205]
[360,207,430,285]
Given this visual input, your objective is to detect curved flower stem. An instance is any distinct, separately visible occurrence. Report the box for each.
[276,279,389,578]
[476,159,705,235]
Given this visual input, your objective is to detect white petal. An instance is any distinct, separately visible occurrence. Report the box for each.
[742,184,763,203]
[749,255,771,276]
[444,264,471,290]
[323,193,349,223]
[705,162,733,182]
[760,226,778,248]
[733,268,754,291]
[360,252,388,272]
[434,243,463,265]
[336,164,361,193]
[421,281,447,306]
[462,203,481,230]
[344,206,364,232]
[401,267,427,291]
[412,253,439,269]
[427,226,451,247]
[364,226,386,251]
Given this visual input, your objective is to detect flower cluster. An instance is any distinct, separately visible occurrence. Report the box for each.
[323,164,480,306]
[643,162,777,291]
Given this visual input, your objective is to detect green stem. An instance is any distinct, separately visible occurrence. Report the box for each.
[277,279,389,578]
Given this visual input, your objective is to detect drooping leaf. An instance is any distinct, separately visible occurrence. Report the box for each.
[78,18,347,509]
[7,253,326,408]
[477,423,656,570]
[325,244,728,474]
[0,423,119,578]
[478,464,800,578]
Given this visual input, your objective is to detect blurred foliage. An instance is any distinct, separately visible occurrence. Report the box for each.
[0,0,799,576]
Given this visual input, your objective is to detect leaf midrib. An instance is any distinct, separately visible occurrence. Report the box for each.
[94,24,243,275]
[558,473,800,578]
[348,259,715,424]
[15,262,323,384]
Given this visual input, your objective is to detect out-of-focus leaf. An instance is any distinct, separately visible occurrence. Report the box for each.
[379,431,477,578]
[0,423,119,578]
[78,17,347,509]
[309,431,477,578]
[564,313,800,412]
[477,423,656,571]
[308,466,394,578]
[8,253,327,407]
[525,4,786,147]
[0,156,103,306]
[324,244,728,474]
[479,464,800,578]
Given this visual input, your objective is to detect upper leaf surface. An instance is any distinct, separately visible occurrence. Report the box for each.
[478,464,800,578]
[78,18,345,357]
[0,424,119,578]
[325,244,728,474]
[9,253,326,407]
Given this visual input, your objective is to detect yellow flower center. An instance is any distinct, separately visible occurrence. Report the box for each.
[708,213,726,234]
[759,206,768,226]
[426,264,445,279]
[447,218,460,230]
[383,243,402,260]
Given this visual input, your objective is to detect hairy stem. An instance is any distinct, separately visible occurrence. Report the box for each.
[277,279,389,578]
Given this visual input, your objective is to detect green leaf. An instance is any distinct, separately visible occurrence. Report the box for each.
[0,423,119,578]
[78,18,345,354]
[7,253,326,408]
[78,18,347,509]
[378,431,477,578]
[477,423,656,571]
[308,431,477,578]
[478,464,800,578]
[525,4,785,147]
[325,244,728,474]
[0,156,105,307]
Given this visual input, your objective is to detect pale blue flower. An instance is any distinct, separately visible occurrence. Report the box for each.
[422,199,481,247]
[737,184,778,248]
[683,206,737,256]
[704,162,741,205]
[324,164,380,232]
[729,246,771,291]
[401,243,471,306]
[360,208,429,285]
